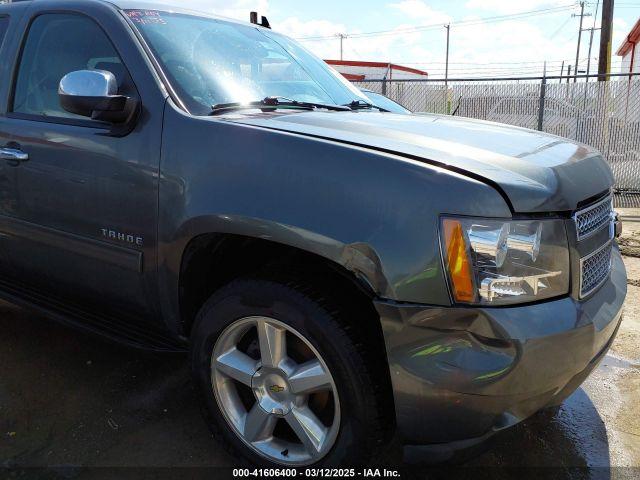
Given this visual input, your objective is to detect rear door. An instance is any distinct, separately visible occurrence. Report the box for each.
[0,4,168,323]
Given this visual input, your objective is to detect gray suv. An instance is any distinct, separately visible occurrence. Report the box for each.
[0,0,626,467]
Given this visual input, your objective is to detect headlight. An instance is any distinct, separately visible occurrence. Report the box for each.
[440,217,569,305]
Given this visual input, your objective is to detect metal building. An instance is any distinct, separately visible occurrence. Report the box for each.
[324,60,428,81]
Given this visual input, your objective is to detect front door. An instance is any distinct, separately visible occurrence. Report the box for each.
[0,9,164,322]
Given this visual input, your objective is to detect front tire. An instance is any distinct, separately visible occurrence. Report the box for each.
[190,277,389,466]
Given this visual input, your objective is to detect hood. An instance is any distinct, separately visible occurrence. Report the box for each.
[226,111,613,213]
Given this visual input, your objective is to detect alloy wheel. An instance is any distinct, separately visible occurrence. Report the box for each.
[211,316,341,465]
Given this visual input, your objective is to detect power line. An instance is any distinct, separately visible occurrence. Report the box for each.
[396,58,594,65]
[296,4,578,41]
[362,57,623,77]
[348,6,580,39]
[549,15,574,39]
[391,58,621,69]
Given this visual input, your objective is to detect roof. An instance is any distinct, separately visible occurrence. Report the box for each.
[616,17,640,57]
[6,0,266,29]
[340,73,366,81]
[325,60,428,76]
[113,0,262,27]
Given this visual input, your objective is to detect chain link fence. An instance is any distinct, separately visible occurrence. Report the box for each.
[355,74,640,206]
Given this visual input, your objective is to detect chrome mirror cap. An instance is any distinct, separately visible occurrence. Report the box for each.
[58,70,118,97]
[58,69,137,124]
[58,70,117,98]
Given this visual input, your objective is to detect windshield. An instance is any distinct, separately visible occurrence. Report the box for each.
[126,10,368,115]
[362,91,411,114]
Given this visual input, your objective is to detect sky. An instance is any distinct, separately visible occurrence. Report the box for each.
[151,0,640,78]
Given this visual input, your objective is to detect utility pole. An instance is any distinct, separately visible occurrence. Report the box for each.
[585,27,601,81]
[567,65,572,83]
[572,2,591,82]
[537,61,547,131]
[444,24,450,87]
[560,60,565,83]
[585,0,601,82]
[444,23,450,114]
[337,34,347,61]
[598,0,614,81]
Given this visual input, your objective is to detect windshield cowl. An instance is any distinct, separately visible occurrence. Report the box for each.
[210,96,353,115]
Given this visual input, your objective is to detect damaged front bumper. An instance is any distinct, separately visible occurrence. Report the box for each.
[375,246,626,461]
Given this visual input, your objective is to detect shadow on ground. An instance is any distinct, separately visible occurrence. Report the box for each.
[0,302,620,477]
[0,303,231,470]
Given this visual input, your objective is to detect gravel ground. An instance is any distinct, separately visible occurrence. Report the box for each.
[1,213,640,477]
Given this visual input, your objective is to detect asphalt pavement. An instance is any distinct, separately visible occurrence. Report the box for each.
[2,213,640,478]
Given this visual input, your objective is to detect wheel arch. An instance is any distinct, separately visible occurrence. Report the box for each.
[163,216,397,441]
[168,215,389,335]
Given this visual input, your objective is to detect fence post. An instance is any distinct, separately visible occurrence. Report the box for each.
[382,64,391,96]
[537,72,547,131]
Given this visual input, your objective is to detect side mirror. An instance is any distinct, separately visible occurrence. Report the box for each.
[58,70,137,123]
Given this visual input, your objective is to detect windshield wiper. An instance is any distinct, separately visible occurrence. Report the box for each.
[210,96,352,115]
[343,100,390,112]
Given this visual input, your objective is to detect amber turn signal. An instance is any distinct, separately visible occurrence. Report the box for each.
[442,219,475,303]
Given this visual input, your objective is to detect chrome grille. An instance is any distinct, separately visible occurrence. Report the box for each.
[580,241,613,298]
[573,195,613,240]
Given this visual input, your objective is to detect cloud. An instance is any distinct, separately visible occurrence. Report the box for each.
[612,18,630,56]
[463,23,571,64]
[278,17,348,59]
[286,22,437,64]
[278,1,451,64]
[463,0,572,15]
[290,13,577,77]
[143,0,626,78]
[389,0,452,23]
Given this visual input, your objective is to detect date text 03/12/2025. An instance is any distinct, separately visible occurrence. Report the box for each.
[232,469,401,478]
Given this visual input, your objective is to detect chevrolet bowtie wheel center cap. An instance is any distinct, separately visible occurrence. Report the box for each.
[252,369,293,415]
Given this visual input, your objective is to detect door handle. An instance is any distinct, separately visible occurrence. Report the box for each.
[0,147,29,166]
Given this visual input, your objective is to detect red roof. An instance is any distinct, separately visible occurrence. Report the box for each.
[325,60,428,77]
[340,73,366,81]
[617,17,640,57]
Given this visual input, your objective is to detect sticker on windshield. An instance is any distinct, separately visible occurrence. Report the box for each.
[126,10,167,25]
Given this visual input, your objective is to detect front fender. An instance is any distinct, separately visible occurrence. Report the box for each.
[157,100,512,333]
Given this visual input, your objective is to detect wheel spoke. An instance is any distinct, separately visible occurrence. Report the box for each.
[244,404,277,442]
[256,319,287,368]
[286,406,327,455]
[289,359,331,395]
[215,348,258,386]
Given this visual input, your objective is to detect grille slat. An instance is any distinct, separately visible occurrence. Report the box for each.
[573,195,613,240]
[580,241,613,298]
[574,194,614,298]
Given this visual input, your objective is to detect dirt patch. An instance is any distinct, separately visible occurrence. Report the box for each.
[619,235,640,258]
[613,370,640,436]
[614,253,640,362]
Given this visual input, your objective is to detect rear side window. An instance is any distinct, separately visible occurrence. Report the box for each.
[12,14,126,119]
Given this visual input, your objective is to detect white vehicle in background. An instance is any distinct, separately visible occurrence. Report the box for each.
[484,95,595,139]
[359,88,412,114]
